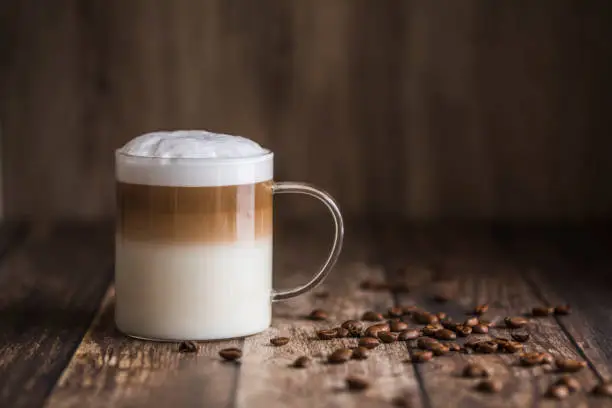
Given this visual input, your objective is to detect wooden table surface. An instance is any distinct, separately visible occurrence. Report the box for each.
[0,221,611,408]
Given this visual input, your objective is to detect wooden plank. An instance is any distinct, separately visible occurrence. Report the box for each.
[234,225,423,408]
[502,227,612,381]
[378,226,606,408]
[0,222,113,408]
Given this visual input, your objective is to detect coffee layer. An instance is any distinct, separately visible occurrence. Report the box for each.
[117,181,273,243]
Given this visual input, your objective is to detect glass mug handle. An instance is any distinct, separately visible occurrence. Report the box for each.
[271,182,344,301]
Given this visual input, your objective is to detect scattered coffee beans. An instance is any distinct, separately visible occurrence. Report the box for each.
[293,356,311,368]
[346,376,369,391]
[270,337,290,346]
[390,320,409,332]
[474,341,498,354]
[219,348,242,361]
[505,316,528,328]
[547,384,569,399]
[362,311,384,321]
[430,343,450,356]
[402,305,420,315]
[398,329,420,341]
[422,324,442,337]
[532,306,554,316]
[365,323,390,338]
[463,363,489,378]
[178,341,198,353]
[448,342,461,352]
[359,337,381,349]
[328,348,353,364]
[555,375,581,393]
[379,332,399,343]
[476,379,502,393]
[556,358,586,373]
[388,307,404,318]
[308,309,329,321]
[352,346,369,360]
[341,320,363,337]
[511,332,530,342]
[441,318,456,330]
[435,329,456,340]
[417,337,440,350]
[554,305,571,315]
[473,304,489,315]
[501,341,523,353]
[410,350,433,363]
[592,382,612,397]
[472,324,489,334]
[317,329,338,340]
[464,317,479,327]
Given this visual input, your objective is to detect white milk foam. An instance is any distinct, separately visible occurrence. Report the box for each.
[116,130,273,187]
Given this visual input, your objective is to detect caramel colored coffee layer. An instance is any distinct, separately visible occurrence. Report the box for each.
[117,181,273,243]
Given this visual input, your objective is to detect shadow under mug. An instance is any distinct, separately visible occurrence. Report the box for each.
[114,150,343,341]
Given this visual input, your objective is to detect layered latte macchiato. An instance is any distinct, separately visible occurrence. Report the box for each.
[116,130,344,341]
[116,131,274,340]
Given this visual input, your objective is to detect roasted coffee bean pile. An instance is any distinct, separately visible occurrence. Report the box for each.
[176,298,610,398]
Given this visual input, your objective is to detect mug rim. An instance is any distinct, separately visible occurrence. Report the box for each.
[115,148,274,165]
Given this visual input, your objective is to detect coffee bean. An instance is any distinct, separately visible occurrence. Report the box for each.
[479,319,494,327]
[474,341,498,354]
[472,324,489,334]
[388,307,404,318]
[335,327,349,338]
[547,384,569,399]
[532,306,554,316]
[435,329,456,341]
[328,348,353,364]
[520,352,545,366]
[390,320,409,332]
[410,350,433,363]
[413,311,439,325]
[555,375,581,393]
[473,304,489,315]
[219,348,242,361]
[417,337,440,350]
[463,363,489,378]
[501,341,523,353]
[422,324,442,337]
[476,379,502,393]
[359,336,381,349]
[178,341,198,353]
[341,320,363,337]
[293,356,311,368]
[556,358,586,373]
[448,342,461,352]
[317,329,337,340]
[379,332,399,343]
[505,316,528,328]
[346,376,369,391]
[270,337,290,346]
[308,309,328,321]
[365,323,390,337]
[511,332,530,342]
[554,305,571,315]
[592,382,612,397]
[398,329,420,341]
[352,346,369,360]
[465,338,481,349]
[455,324,472,337]
[441,318,456,330]
[402,305,420,315]
[542,353,555,365]
[464,317,479,327]
[436,312,447,320]
[430,343,450,356]
[362,311,384,321]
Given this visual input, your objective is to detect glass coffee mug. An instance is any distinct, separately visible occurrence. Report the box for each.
[115,149,343,340]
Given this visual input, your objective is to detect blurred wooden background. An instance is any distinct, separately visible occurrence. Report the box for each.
[1,1,611,221]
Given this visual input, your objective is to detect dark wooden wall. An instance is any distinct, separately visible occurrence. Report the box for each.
[1,1,611,221]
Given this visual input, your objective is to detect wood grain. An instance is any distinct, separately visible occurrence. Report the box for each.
[0,223,113,408]
[1,1,611,220]
[375,226,607,407]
